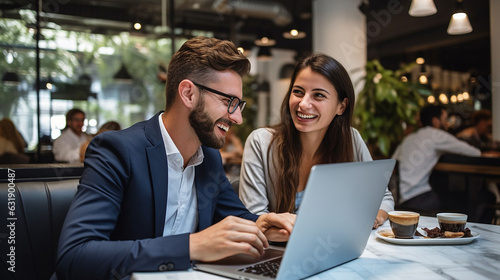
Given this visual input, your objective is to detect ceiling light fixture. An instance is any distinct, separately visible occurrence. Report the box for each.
[133,22,142,31]
[409,0,437,17]
[439,92,449,104]
[447,0,473,35]
[419,64,429,84]
[257,47,272,61]
[33,76,55,90]
[284,0,307,39]
[1,71,20,86]
[113,63,133,83]
[283,27,306,39]
[427,95,436,104]
[254,36,276,47]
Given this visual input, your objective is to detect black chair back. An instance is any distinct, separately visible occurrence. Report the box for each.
[0,165,82,280]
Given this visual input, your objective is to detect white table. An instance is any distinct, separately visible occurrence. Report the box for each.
[132,216,500,280]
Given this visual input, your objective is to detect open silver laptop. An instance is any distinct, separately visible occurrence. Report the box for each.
[194,159,396,280]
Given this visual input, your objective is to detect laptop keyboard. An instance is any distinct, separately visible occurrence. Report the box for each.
[238,257,282,278]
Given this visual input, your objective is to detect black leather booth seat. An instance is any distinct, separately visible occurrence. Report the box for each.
[0,164,83,280]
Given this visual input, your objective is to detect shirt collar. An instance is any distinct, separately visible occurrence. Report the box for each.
[158,113,204,167]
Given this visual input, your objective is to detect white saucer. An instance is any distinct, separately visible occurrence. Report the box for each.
[375,228,480,245]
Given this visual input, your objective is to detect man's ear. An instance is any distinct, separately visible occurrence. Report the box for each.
[178,79,198,109]
[337,98,349,116]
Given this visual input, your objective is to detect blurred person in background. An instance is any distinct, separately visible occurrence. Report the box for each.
[392,105,485,216]
[0,118,29,163]
[52,108,91,163]
[220,129,244,182]
[457,109,500,156]
[79,121,122,162]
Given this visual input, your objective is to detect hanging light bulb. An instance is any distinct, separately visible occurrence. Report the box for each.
[283,28,307,39]
[283,19,307,40]
[427,95,436,104]
[439,93,449,104]
[133,22,142,30]
[447,0,473,35]
[254,36,276,47]
[419,64,428,84]
[419,74,428,84]
[409,0,437,17]
[450,95,458,103]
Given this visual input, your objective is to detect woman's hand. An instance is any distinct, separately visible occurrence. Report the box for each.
[256,212,296,242]
[373,209,389,229]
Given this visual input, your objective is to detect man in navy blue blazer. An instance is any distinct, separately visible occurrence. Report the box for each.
[53,37,295,280]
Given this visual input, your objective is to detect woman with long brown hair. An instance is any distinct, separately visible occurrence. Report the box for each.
[0,118,26,154]
[239,53,394,228]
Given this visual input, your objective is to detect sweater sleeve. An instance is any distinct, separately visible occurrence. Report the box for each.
[239,128,273,215]
[352,128,395,213]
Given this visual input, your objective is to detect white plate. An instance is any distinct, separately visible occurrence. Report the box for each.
[375,229,480,245]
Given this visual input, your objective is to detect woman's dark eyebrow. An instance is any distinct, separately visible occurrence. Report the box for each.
[313,88,330,95]
[293,84,330,95]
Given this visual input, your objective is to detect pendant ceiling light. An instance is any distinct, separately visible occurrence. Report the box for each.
[408,0,437,17]
[1,71,20,86]
[257,47,272,61]
[113,63,133,83]
[254,36,276,47]
[283,26,306,40]
[447,0,473,35]
[283,0,307,39]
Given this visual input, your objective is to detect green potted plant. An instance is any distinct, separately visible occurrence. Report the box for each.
[353,59,431,158]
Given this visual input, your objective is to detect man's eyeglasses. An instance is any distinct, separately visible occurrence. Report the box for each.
[192,82,246,114]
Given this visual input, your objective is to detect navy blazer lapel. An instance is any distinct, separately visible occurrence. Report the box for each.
[145,112,168,237]
[195,163,214,231]
[194,172,214,231]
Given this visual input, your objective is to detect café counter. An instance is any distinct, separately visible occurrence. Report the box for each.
[132,216,500,280]
[431,154,500,222]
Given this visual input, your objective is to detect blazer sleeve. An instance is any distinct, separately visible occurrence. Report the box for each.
[54,132,191,280]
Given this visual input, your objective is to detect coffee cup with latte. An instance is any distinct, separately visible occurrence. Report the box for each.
[388,211,420,239]
[437,213,467,232]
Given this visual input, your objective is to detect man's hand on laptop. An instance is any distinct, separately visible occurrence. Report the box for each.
[256,212,296,242]
[189,216,268,262]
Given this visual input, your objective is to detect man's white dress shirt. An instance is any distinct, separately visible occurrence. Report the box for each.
[392,126,481,203]
[159,113,203,236]
[53,129,91,163]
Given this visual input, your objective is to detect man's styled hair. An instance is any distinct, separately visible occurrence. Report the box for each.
[65,108,85,126]
[420,105,445,127]
[164,36,250,111]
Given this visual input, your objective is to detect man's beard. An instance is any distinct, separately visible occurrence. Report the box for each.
[189,98,228,149]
